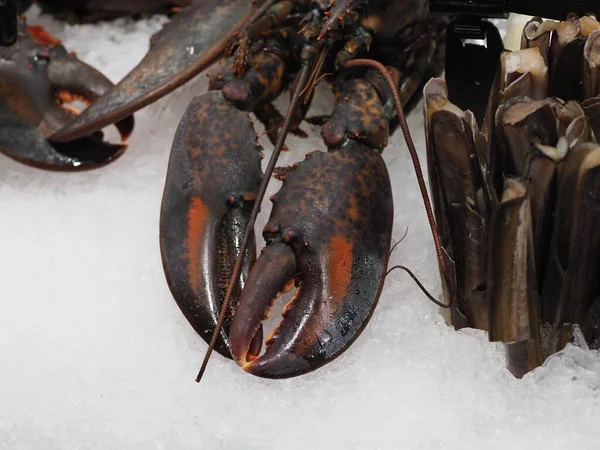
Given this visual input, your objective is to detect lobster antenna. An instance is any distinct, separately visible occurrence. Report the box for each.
[386,265,448,308]
[341,59,452,309]
[386,229,444,307]
[386,228,445,308]
[195,56,314,384]
[299,46,329,100]
[389,226,409,257]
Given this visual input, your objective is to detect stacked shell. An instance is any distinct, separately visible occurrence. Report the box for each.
[424,14,600,377]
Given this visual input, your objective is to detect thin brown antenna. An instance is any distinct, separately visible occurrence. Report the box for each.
[299,46,328,100]
[195,58,314,383]
[389,226,409,257]
[386,265,448,308]
[341,59,452,308]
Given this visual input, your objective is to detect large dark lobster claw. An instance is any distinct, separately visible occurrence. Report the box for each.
[229,142,393,378]
[160,91,263,357]
[51,0,256,143]
[0,18,134,170]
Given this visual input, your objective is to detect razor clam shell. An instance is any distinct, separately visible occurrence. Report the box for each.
[581,96,600,139]
[540,142,600,353]
[424,78,460,316]
[424,78,489,329]
[521,16,553,62]
[549,16,586,101]
[429,109,486,328]
[496,97,558,177]
[523,143,566,290]
[501,48,548,101]
[487,179,542,376]
[584,29,600,99]
[451,202,489,330]
[565,115,591,147]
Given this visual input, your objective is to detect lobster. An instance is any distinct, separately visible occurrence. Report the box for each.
[424,13,600,378]
[30,0,450,379]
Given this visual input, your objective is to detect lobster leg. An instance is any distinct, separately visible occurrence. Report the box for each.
[0,19,134,170]
[253,103,287,146]
[160,37,291,357]
[50,0,259,143]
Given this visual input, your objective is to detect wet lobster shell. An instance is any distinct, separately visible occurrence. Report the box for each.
[424,14,600,377]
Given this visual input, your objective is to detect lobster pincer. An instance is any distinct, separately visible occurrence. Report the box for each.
[50,0,257,144]
[227,67,415,378]
[229,140,393,377]
[160,26,294,356]
[162,56,399,377]
[160,91,264,357]
[0,18,134,169]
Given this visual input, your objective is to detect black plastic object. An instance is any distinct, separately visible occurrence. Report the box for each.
[444,18,504,126]
[430,0,600,20]
[0,0,17,46]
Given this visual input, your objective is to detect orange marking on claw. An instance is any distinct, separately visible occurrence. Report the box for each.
[57,91,75,103]
[187,197,208,293]
[56,91,91,111]
[328,236,353,301]
[27,25,62,47]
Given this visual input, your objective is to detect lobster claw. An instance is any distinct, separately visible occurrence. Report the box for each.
[0,19,134,169]
[229,142,393,378]
[160,91,263,357]
[51,0,256,143]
